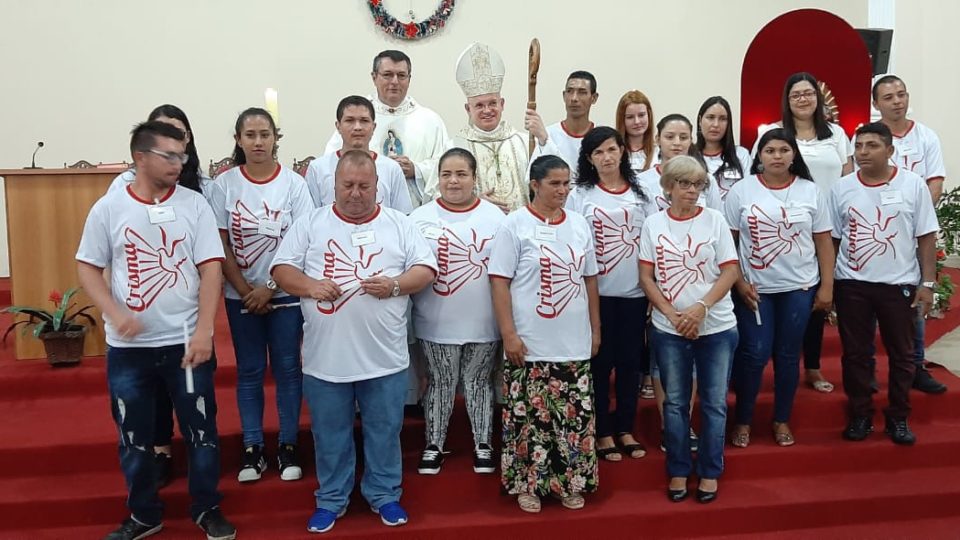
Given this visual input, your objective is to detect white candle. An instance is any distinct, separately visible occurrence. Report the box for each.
[265,88,279,126]
[183,322,195,394]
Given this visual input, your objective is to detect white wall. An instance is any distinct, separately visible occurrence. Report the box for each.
[0,0,868,277]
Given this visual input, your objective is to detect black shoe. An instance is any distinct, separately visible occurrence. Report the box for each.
[237,444,267,483]
[277,443,302,481]
[885,416,917,445]
[473,443,496,474]
[153,452,172,489]
[418,444,443,474]
[913,368,947,394]
[196,507,236,540]
[667,487,688,502]
[842,416,874,441]
[696,488,718,504]
[104,517,162,540]
[689,428,699,453]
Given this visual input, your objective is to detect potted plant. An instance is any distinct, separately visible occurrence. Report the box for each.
[931,186,960,318]
[3,287,97,366]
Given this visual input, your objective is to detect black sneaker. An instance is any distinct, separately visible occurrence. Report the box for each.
[278,443,303,481]
[418,444,443,474]
[659,431,666,452]
[842,416,874,441]
[196,507,236,540]
[238,444,267,483]
[885,416,917,445]
[913,368,947,394]
[473,443,496,473]
[154,452,172,489]
[104,517,162,540]
[689,429,700,453]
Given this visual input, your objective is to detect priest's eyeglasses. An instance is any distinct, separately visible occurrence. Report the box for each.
[377,71,409,81]
[146,149,190,165]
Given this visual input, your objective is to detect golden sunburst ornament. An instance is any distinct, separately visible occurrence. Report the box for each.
[819,81,839,123]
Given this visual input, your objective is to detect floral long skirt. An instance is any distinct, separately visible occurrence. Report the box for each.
[501,360,598,497]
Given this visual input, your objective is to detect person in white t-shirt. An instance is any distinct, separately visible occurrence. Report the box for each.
[105,104,212,489]
[76,121,236,540]
[637,114,722,213]
[489,155,601,513]
[271,150,437,532]
[306,96,413,213]
[410,148,505,476]
[724,128,835,449]
[210,107,315,484]
[754,72,854,394]
[566,126,653,462]
[833,122,939,446]
[639,156,739,504]
[545,71,598,171]
[616,90,656,174]
[695,96,751,201]
[873,74,949,395]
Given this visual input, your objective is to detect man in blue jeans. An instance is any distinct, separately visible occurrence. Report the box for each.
[77,121,235,539]
[271,150,437,534]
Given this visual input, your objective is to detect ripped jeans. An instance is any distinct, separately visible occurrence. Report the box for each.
[107,345,223,525]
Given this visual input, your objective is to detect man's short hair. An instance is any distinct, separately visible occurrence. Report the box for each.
[372,50,411,74]
[335,149,378,178]
[129,120,186,156]
[871,74,905,101]
[336,95,376,122]
[855,121,894,147]
[567,70,597,94]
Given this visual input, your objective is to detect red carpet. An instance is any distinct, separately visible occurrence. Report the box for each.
[1,271,960,539]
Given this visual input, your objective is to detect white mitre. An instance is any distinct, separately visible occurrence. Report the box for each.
[455,42,505,98]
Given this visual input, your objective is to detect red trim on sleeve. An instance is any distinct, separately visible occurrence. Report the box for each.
[197,257,225,267]
[240,163,282,184]
[126,184,175,205]
[639,260,655,267]
[437,197,481,213]
[926,176,945,184]
[718,259,739,267]
[488,274,513,280]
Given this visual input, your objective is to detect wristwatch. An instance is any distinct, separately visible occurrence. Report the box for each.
[390,280,401,297]
[920,281,936,290]
[266,279,278,291]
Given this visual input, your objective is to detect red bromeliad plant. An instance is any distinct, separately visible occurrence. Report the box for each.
[3,287,97,343]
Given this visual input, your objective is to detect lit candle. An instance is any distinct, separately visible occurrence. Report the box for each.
[264,88,279,126]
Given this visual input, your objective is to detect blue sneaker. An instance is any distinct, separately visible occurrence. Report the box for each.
[372,502,408,527]
[307,507,346,534]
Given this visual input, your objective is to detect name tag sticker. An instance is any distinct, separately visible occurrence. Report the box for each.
[899,145,917,156]
[258,219,282,237]
[535,225,557,242]
[881,190,903,205]
[351,230,376,247]
[722,169,742,179]
[422,226,443,240]
[786,208,810,224]
[798,145,816,157]
[147,205,176,224]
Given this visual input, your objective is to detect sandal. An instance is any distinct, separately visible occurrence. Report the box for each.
[517,493,541,513]
[773,422,796,447]
[810,379,835,393]
[617,434,647,459]
[730,426,751,448]
[561,494,585,510]
[640,383,655,400]
[597,445,622,462]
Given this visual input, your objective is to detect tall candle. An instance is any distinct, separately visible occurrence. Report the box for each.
[265,88,279,126]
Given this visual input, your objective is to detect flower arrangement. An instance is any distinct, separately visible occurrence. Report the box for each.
[3,287,96,343]
[367,0,455,40]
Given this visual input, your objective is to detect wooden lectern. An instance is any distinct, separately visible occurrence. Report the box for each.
[1,168,118,359]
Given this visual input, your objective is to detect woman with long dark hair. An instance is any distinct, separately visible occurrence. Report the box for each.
[696,96,751,201]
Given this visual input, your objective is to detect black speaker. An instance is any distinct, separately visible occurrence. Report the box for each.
[857,28,894,75]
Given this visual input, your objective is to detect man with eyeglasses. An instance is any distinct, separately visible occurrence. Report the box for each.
[76,121,237,539]
[545,70,599,172]
[323,50,449,208]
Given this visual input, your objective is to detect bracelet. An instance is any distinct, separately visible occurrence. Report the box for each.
[695,299,710,316]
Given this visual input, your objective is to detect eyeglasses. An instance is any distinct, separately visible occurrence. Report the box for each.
[146,149,189,165]
[377,71,409,82]
[789,90,817,102]
[676,179,707,191]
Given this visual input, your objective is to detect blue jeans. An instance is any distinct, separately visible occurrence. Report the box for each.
[106,345,223,525]
[732,288,815,425]
[225,297,303,447]
[651,327,737,479]
[303,369,407,513]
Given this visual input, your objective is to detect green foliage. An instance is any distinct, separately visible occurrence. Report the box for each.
[2,287,96,345]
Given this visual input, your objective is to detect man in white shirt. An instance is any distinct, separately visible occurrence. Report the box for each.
[76,121,236,540]
[873,74,949,394]
[832,122,938,446]
[307,95,413,213]
[442,42,560,213]
[545,70,598,171]
[271,150,437,533]
[323,50,449,207]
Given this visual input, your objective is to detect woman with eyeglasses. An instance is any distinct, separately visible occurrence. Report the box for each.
[210,107,314,484]
[725,128,834,449]
[637,114,721,212]
[754,72,853,394]
[696,97,751,201]
[639,155,739,504]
